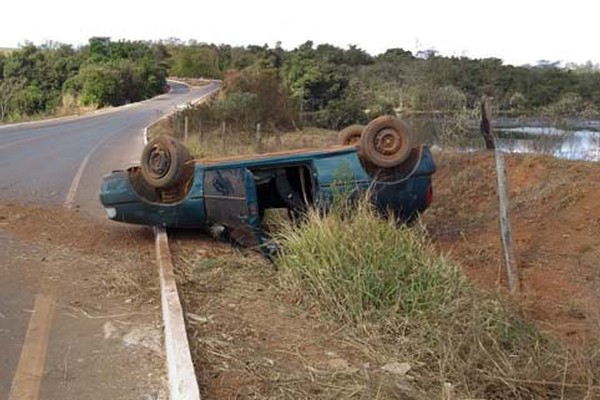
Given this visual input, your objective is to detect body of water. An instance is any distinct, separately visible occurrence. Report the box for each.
[495,127,600,161]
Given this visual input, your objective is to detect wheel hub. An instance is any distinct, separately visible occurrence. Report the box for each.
[148,145,171,178]
[374,128,402,156]
[348,135,361,145]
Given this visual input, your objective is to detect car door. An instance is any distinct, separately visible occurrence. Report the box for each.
[203,168,261,247]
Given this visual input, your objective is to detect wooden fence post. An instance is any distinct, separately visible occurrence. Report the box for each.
[198,118,202,145]
[184,115,189,142]
[481,97,496,150]
[220,121,227,152]
[484,98,519,293]
[495,149,519,293]
[255,123,262,153]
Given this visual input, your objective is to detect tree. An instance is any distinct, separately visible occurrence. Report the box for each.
[283,44,348,112]
[0,78,22,120]
[88,37,111,60]
[216,67,297,130]
[169,45,221,78]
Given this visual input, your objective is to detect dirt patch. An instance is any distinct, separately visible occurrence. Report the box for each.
[422,151,600,343]
[0,203,157,300]
[0,203,166,399]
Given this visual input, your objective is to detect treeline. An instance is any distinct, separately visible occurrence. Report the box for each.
[2,38,600,126]
[165,40,600,131]
[0,38,167,121]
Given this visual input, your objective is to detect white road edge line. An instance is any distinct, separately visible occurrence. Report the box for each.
[64,133,116,208]
[154,227,201,400]
[64,81,217,207]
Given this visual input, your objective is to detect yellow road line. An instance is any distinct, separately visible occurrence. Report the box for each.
[8,294,56,400]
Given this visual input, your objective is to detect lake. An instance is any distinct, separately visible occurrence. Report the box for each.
[495,127,600,161]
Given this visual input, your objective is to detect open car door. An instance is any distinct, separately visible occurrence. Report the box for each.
[203,168,262,248]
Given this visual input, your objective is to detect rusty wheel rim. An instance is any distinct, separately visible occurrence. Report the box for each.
[374,128,403,156]
[147,144,171,179]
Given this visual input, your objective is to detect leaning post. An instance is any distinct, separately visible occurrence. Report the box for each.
[483,98,519,293]
[480,96,496,150]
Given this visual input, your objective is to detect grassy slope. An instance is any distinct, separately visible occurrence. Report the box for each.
[170,150,600,399]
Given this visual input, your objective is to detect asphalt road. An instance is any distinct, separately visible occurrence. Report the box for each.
[0,80,219,212]
[0,81,219,399]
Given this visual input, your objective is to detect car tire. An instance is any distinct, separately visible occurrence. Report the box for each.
[338,124,364,145]
[140,136,191,188]
[359,116,412,168]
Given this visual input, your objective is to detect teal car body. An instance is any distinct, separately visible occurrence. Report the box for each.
[100,145,435,249]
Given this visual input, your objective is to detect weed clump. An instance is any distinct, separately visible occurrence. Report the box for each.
[275,197,599,399]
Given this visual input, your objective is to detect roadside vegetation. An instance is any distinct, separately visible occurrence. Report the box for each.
[3,37,600,131]
[173,190,600,398]
[0,38,167,122]
[275,195,599,398]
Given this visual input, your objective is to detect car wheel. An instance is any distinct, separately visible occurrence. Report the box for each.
[140,137,191,188]
[338,124,364,145]
[359,116,412,168]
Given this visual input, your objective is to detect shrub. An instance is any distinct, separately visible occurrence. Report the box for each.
[274,196,598,398]
[169,45,221,78]
[205,67,297,131]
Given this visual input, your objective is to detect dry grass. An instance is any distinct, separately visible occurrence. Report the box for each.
[274,196,600,399]
[170,198,600,399]
[93,253,158,300]
[154,104,600,398]
[184,127,339,158]
[145,104,339,158]
[172,237,428,399]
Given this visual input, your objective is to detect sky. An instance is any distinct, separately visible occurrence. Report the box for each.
[1,0,598,66]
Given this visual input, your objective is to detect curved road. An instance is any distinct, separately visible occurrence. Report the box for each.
[0,81,219,400]
[0,81,219,211]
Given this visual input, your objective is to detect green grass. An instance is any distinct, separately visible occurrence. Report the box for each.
[274,197,600,399]
[276,199,467,323]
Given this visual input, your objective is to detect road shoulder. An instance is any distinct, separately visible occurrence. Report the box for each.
[0,204,166,400]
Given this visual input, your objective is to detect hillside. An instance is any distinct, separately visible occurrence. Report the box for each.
[423,151,600,342]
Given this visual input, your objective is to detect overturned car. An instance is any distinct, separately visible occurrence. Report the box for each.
[100,116,436,249]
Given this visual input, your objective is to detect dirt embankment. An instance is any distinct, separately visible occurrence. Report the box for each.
[423,151,600,342]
